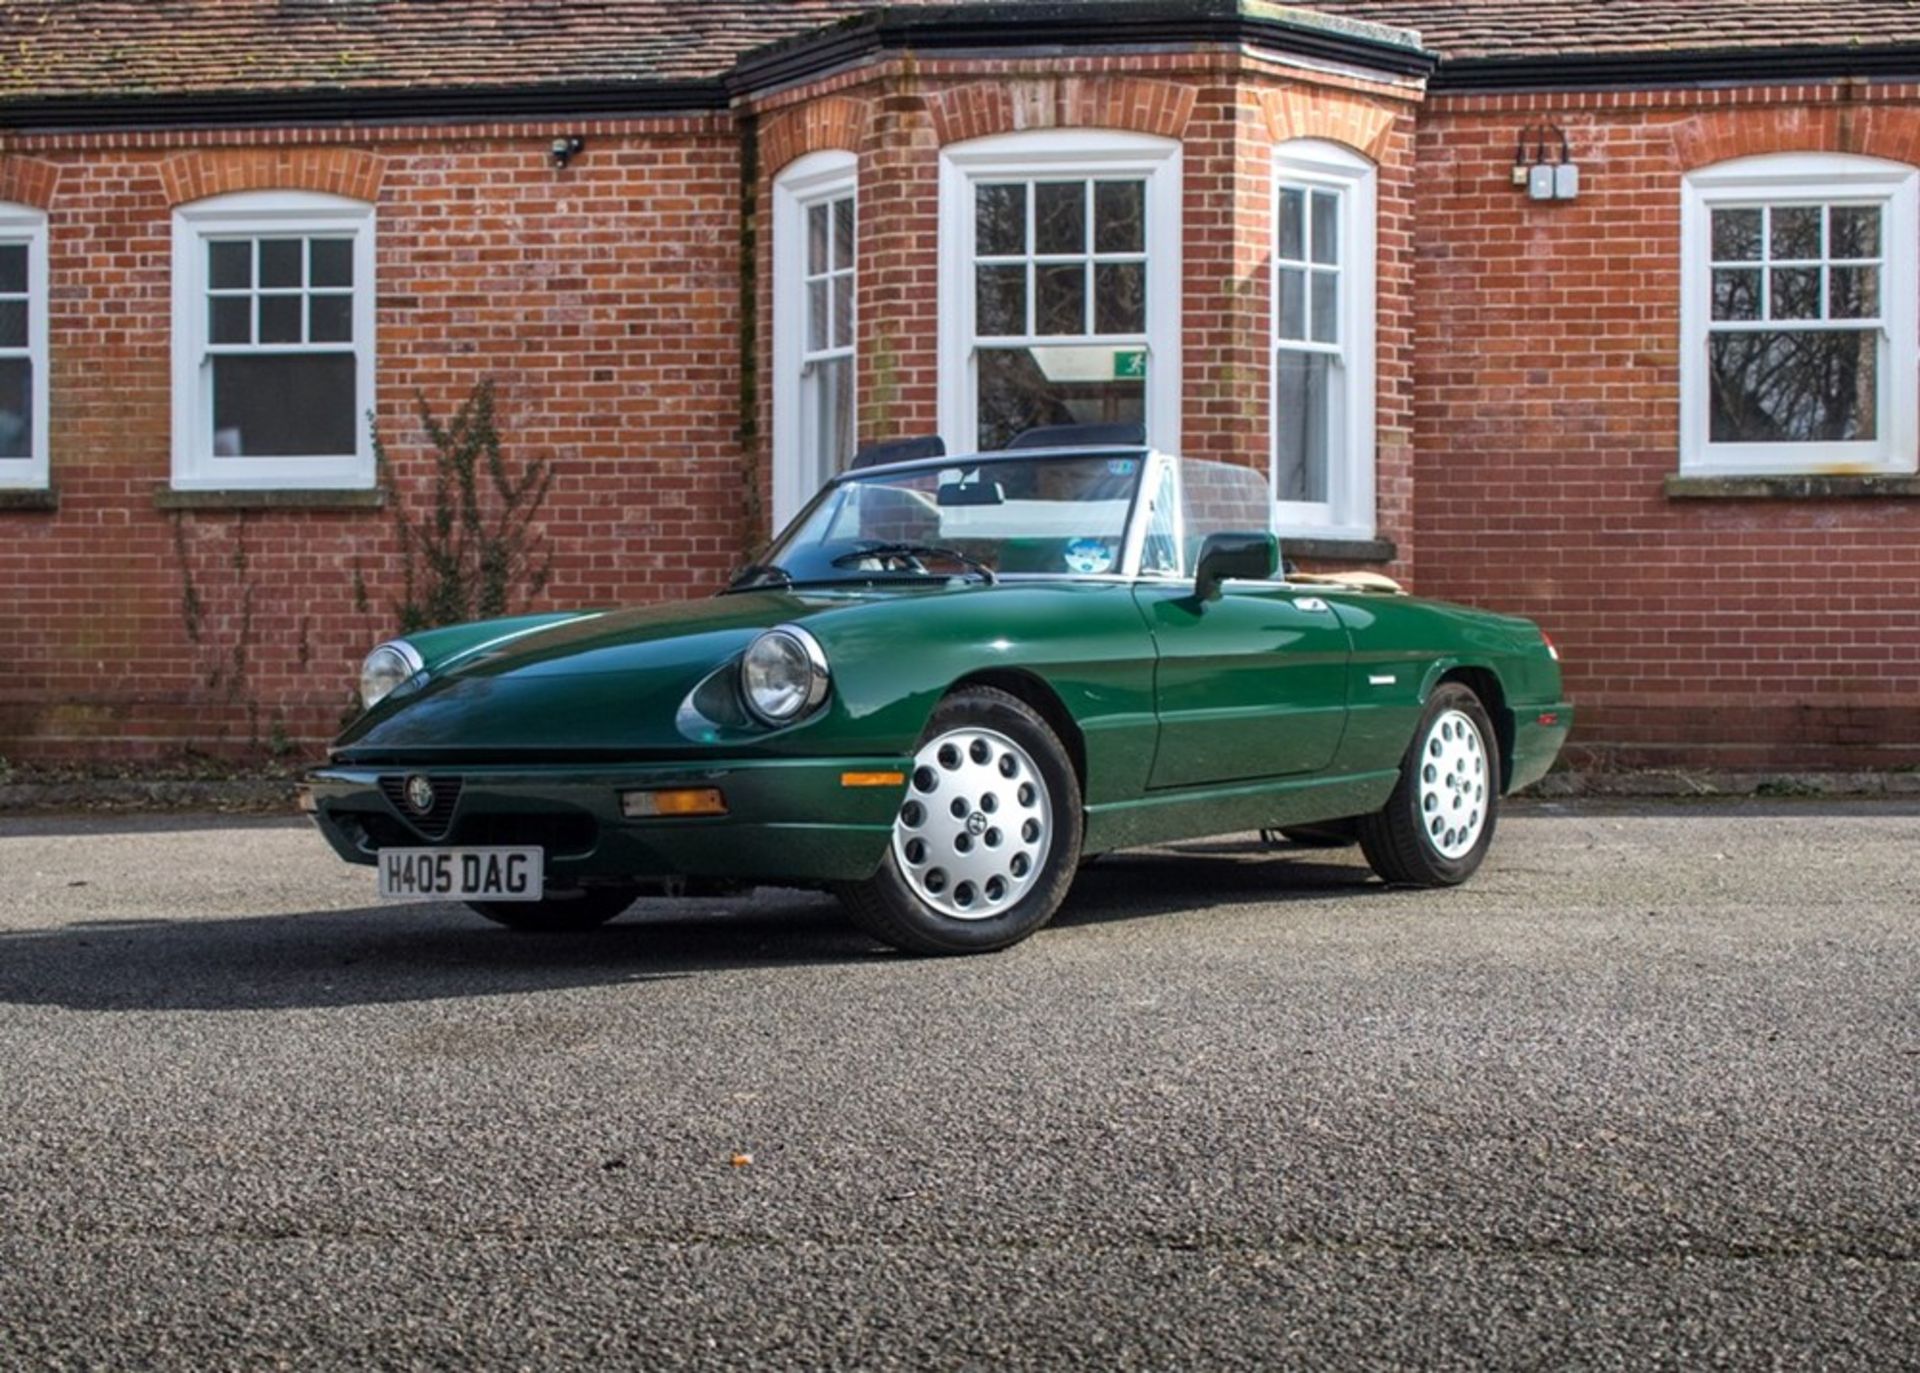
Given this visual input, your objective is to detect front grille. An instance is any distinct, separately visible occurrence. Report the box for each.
[333,804,598,860]
[378,774,463,840]
[454,812,599,858]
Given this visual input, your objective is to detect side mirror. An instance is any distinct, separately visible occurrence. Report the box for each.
[1193,531,1278,602]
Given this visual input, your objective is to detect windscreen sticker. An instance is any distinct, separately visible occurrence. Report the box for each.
[1106,459,1137,475]
[1065,538,1117,575]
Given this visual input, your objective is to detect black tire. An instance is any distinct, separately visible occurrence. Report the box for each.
[1358,682,1501,887]
[836,686,1083,955]
[467,886,637,932]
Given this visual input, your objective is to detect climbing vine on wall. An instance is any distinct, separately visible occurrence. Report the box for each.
[372,378,555,634]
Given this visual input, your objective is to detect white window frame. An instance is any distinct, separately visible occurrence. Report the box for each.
[0,203,49,491]
[771,150,857,529]
[1680,152,1919,476]
[1271,139,1376,543]
[171,190,377,490]
[938,130,1182,455]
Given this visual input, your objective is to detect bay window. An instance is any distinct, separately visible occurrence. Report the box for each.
[940,131,1181,455]
[772,151,858,529]
[1272,139,1376,542]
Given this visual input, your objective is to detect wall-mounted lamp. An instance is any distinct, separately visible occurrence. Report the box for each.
[550,136,585,170]
[1512,123,1578,201]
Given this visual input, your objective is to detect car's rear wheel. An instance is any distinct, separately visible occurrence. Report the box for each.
[1358,682,1501,886]
[838,686,1082,955]
[467,886,637,932]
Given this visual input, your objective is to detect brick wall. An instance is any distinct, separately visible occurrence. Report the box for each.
[0,120,744,761]
[1413,85,1920,769]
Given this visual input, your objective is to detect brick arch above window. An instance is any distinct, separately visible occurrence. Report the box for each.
[1671,107,1920,173]
[157,149,386,209]
[1260,89,1396,163]
[927,77,1195,148]
[0,157,59,211]
[762,96,872,177]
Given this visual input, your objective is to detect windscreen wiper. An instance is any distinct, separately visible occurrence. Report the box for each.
[830,542,998,585]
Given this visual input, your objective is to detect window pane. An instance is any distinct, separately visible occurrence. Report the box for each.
[209,240,251,290]
[1769,206,1821,261]
[976,183,1026,257]
[309,238,353,288]
[1275,351,1332,503]
[1310,270,1339,344]
[0,243,26,294]
[1310,190,1339,266]
[1093,261,1145,334]
[259,238,303,288]
[1829,205,1881,259]
[1035,182,1086,256]
[211,353,357,456]
[1277,267,1305,341]
[807,354,855,489]
[1711,208,1762,262]
[209,296,251,344]
[1711,268,1761,321]
[832,196,855,272]
[0,357,29,459]
[807,279,828,352]
[807,203,828,276]
[1277,187,1305,261]
[259,294,303,344]
[1094,181,1144,253]
[832,272,853,349]
[0,299,24,349]
[1829,265,1879,320]
[1769,266,1820,321]
[1035,262,1085,336]
[975,346,1143,453]
[309,293,353,343]
[975,263,1026,336]
[1708,330,1877,443]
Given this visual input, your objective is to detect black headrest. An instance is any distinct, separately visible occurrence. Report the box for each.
[850,435,946,470]
[1003,422,1148,450]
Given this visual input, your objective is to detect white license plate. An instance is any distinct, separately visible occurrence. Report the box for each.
[378,847,544,903]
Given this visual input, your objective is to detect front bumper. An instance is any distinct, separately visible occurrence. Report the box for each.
[304,755,913,886]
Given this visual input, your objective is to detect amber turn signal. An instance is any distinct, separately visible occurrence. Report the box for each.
[840,770,906,788]
[621,787,728,818]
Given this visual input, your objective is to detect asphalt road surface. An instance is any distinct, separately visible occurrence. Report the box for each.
[0,800,1915,1370]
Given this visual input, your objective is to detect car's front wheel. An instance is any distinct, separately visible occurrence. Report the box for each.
[838,686,1083,954]
[1358,682,1501,886]
[467,886,638,932]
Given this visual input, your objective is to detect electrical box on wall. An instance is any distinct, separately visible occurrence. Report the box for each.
[1516,122,1579,202]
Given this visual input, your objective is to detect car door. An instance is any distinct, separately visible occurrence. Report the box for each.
[1134,580,1353,788]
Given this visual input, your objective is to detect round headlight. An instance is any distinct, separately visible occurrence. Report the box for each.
[740,626,829,725]
[359,640,424,709]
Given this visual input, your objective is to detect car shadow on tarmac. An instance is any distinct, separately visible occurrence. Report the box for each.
[0,845,1379,1014]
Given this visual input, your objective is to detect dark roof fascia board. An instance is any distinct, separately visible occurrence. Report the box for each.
[726,1,1437,96]
[0,78,730,134]
[1432,42,1920,94]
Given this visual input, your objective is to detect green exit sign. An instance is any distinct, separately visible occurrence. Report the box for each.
[1113,349,1147,380]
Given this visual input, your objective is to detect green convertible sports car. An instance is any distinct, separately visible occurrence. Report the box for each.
[305,443,1570,954]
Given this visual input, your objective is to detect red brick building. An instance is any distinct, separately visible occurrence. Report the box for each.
[0,0,1915,771]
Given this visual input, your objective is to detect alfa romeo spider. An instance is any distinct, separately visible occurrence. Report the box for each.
[304,444,1570,953]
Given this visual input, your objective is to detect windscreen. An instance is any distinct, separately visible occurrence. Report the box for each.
[755,452,1147,584]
